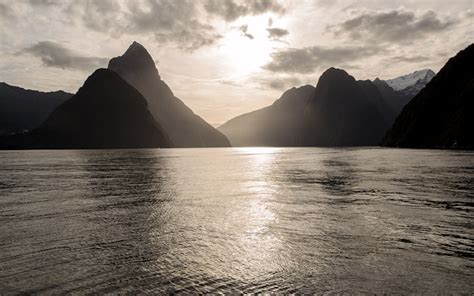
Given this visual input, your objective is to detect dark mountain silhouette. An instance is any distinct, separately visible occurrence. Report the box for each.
[372,78,412,122]
[302,68,392,146]
[108,41,230,147]
[0,82,71,135]
[0,69,171,149]
[219,85,315,146]
[220,68,398,146]
[383,44,474,149]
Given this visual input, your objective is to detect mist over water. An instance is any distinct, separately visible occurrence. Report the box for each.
[0,148,473,294]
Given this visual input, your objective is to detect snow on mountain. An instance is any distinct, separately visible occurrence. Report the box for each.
[386,69,435,91]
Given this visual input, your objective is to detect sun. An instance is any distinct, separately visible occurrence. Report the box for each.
[216,15,279,78]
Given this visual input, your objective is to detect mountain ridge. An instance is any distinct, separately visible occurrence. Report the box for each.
[108,41,230,148]
[0,69,171,149]
[219,67,399,147]
[383,44,474,149]
[386,69,435,98]
[0,82,72,135]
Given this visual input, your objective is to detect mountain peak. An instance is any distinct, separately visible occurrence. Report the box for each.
[386,69,435,91]
[81,68,126,91]
[383,43,474,149]
[320,67,354,80]
[125,41,147,55]
[373,77,390,87]
[316,67,356,90]
[272,85,315,108]
[322,67,348,76]
[106,42,230,148]
[108,42,160,78]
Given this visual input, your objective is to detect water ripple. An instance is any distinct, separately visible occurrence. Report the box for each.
[0,148,473,294]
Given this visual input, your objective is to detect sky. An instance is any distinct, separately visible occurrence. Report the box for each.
[0,0,472,126]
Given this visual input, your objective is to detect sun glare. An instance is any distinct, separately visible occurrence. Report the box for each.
[217,15,279,77]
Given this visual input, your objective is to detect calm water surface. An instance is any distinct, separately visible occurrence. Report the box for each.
[0,148,473,294]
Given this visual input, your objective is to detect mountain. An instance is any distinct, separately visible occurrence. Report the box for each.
[0,69,171,149]
[301,68,392,146]
[386,69,435,98]
[108,42,230,147]
[383,44,474,149]
[372,78,412,121]
[219,85,315,146]
[220,68,396,147]
[370,69,435,120]
[0,82,71,135]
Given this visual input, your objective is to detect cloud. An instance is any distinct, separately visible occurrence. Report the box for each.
[0,2,12,18]
[239,25,254,40]
[267,28,289,40]
[21,41,107,71]
[27,0,61,6]
[124,0,223,52]
[387,55,431,63]
[154,25,222,52]
[204,0,284,22]
[329,9,457,44]
[218,79,243,87]
[264,77,301,90]
[78,0,124,34]
[7,0,286,52]
[263,45,382,74]
[14,0,223,53]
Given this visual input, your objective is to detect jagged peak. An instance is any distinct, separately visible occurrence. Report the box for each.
[124,41,147,55]
[108,42,160,78]
[386,68,435,91]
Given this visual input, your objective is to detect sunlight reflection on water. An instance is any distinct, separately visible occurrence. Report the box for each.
[239,148,280,277]
[0,148,473,294]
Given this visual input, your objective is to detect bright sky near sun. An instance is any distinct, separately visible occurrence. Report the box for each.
[0,0,472,125]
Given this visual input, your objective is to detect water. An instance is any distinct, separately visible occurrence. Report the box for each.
[0,148,473,294]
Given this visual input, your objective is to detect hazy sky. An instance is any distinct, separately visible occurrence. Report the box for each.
[0,0,472,125]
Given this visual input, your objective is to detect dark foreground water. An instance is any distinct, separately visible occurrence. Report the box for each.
[0,148,473,294]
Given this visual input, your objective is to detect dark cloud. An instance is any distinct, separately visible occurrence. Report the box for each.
[81,0,123,33]
[330,9,457,44]
[124,0,222,52]
[65,0,222,52]
[204,0,246,22]
[13,0,222,52]
[127,0,198,32]
[239,25,254,40]
[154,24,222,52]
[246,0,284,15]
[387,55,431,63]
[204,0,284,22]
[27,0,61,6]
[21,41,107,71]
[7,0,285,52]
[263,45,381,74]
[267,28,288,40]
[265,77,301,90]
[218,79,243,87]
[0,2,12,18]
